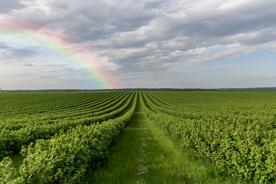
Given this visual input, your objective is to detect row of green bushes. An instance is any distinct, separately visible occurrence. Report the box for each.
[0,93,133,159]
[0,93,137,184]
[143,93,276,183]
[0,92,126,131]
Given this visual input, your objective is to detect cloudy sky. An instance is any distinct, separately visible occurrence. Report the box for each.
[1,0,276,89]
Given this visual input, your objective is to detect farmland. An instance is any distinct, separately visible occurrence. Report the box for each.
[0,91,275,184]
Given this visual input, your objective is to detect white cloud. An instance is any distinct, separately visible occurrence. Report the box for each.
[1,0,276,88]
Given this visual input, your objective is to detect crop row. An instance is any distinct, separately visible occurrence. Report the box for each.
[0,93,134,159]
[0,93,101,117]
[0,93,137,184]
[142,92,276,183]
[0,92,125,126]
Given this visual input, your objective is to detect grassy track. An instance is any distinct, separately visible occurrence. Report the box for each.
[84,96,143,183]
[84,96,240,184]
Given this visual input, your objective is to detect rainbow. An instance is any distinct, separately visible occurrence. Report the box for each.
[0,17,122,89]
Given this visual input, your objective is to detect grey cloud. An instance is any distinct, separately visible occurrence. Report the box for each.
[23,63,34,67]
[0,43,42,58]
[35,0,160,41]
[0,0,25,13]
[2,0,276,88]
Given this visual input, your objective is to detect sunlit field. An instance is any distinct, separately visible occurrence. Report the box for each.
[0,90,275,184]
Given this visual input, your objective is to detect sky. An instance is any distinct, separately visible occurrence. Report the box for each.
[1,0,276,89]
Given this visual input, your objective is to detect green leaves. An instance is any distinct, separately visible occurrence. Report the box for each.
[0,157,20,184]
[0,92,137,184]
[0,92,132,160]
[143,91,276,183]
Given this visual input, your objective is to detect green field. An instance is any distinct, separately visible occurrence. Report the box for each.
[0,91,275,184]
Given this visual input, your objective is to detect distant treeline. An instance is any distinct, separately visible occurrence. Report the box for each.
[1,87,276,92]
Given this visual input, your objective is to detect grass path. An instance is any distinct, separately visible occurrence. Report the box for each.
[84,98,240,184]
[84,104,144,184]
